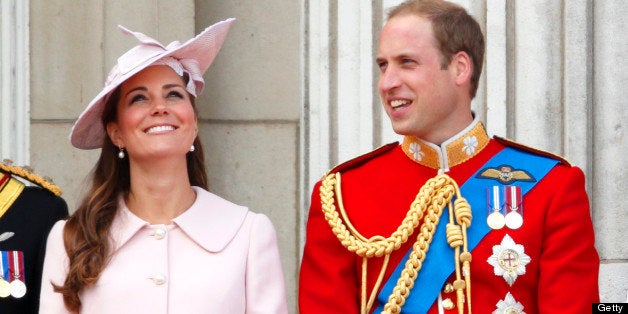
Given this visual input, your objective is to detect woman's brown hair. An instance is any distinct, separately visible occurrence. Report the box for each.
[52,74,208,311]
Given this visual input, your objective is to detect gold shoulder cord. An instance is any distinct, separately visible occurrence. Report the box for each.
[0,159,62,196]
[320,172,473,314]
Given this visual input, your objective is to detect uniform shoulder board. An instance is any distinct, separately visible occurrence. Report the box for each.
[325,142,399,177]
[0,159,62,196]
[493,136,571,166]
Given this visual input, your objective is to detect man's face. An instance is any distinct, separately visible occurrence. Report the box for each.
[377,15,463,144]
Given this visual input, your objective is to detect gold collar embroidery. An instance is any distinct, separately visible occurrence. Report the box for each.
[401,117,490,171]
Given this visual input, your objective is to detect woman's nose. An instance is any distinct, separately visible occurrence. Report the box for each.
[151,99,168,115]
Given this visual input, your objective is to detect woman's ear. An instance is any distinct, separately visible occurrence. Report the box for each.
[106,122,123,148]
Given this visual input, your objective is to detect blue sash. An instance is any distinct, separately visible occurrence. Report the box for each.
[374,147,559,313]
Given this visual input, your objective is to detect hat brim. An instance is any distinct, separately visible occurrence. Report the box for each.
[70,18,235,150]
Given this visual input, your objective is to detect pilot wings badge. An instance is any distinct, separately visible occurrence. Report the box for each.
[476,165,536,184]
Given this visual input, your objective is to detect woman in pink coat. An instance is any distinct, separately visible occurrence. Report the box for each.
[39,18,288,314]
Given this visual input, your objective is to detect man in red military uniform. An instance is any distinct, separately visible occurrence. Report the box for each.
[298,1,599,313]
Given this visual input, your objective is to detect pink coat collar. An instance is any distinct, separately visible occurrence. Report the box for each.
[110,186,248,253]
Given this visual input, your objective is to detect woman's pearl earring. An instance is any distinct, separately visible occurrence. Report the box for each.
[118,148,125,159]
[190,145,195,152]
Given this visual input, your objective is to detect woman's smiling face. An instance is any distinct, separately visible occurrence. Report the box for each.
[107,65,198,161]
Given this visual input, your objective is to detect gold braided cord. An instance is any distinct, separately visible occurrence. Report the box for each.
[382,179,455,313]
[452,198,472,314]
[0,159,62,196]
[320,172,472,314]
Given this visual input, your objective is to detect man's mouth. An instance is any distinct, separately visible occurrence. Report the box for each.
[390,99,411,109]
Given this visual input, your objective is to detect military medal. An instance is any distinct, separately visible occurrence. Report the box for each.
[487,234,531,286]
[486,186,505,229]
[0,252,10,297]
[505,186,523,229]
[9,279,26,299]
[8,251,26,298]
[0,279,9,298]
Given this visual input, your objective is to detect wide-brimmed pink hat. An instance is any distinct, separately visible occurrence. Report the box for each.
[70,18,235,149]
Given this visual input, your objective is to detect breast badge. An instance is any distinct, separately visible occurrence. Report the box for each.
[476,165,535,185]
[0,232,14,242]
[494,292,525,314]
[487,234,530,286]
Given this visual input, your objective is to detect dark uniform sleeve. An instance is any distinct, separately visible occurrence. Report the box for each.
[0,187,68,314]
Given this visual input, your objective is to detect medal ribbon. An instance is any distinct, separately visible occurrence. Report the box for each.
[0,251,6,281]
[488,185,502,211]
[8,251,24,283]
[506,186,522,212]
[375,146,559,313]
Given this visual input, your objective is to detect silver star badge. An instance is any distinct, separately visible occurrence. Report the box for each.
[487,234,531,286]
[493,292,526,314]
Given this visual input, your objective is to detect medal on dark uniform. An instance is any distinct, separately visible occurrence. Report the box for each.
[8,251,26,298]
[0,252,10,297]
[486,186,505,229]
[0,280,8,298]
[505,186,523,229]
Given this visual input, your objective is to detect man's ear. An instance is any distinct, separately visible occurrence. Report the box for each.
[106,122,123,148]
[452,51,473,86]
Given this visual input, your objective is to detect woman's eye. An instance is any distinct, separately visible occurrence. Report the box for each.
[130,95,147,103]
[168,91,184,98]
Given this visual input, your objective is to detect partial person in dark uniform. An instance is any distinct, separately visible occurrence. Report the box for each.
[299,0,599,313]
[0,159,68,314]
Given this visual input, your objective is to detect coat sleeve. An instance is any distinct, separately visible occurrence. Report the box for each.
[33,193,69,313]
[39,220,75,314]
[245,213,288,314]
[538,165,599,312]
[299,181,360,313]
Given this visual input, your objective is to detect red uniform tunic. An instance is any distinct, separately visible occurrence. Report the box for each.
[299,120,599,313]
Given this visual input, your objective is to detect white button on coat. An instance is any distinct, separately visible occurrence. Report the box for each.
[152,273,167,285]
[153,228,166,240]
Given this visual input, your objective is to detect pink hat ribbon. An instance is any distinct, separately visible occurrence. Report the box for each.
[107,26,204,97]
